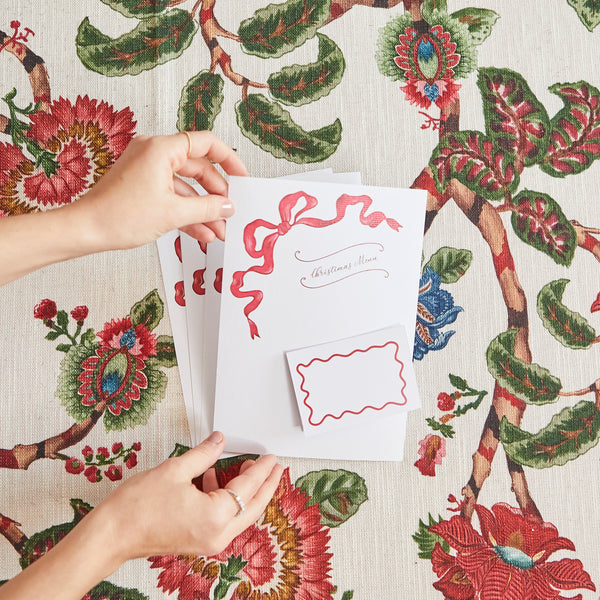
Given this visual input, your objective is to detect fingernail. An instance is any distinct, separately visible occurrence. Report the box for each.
[207,431,223,444]
[220,200,235,218]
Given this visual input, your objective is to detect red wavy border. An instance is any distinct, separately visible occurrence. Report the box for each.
[296,340,408,427]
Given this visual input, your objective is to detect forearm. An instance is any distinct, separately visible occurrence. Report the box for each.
[0,506,124,600]
[0,201,103,285]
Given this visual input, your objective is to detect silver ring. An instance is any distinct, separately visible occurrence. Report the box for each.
[224,488,246,516]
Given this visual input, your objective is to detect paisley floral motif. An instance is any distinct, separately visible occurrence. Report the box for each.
[414,267,462,360]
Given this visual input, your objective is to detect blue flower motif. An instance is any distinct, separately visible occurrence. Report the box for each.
[119,328,136,349]
[413,267,463,360]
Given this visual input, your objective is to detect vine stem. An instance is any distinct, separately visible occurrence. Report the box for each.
[560,379,600,397]
[0,399,107,470]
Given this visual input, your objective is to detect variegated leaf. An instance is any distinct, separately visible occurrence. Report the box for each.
[429,130,519,200]
[510,190,576,266]
[567,0,600,32]
[500,402,600,468]
[540,81,600,177]
[478,67,550,167]
[537,279,597,349]
[238,0,331,58]
[450,8,499,45]
[486,329,562,405]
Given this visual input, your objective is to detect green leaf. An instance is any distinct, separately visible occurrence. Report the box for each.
[129,289,164,330]
[236,93,342,163]
[152,335,178,368]
[215,453,259,475]
[88,581,149,600]
[537,279,597,349]
[424,246,473,283]
[177,71,224,132]
[76,11,197,77]
[510,190,576,266]
[541,81,600,177]
[448,373,468,391]
[341,592,354,600]
[56,310,68,329]
[425,417,455,438]
[477,67,550,168]
[567,0,600,31]
[20,499,93,569]
[100,0,170,18]
[413,514,450,559]
[295,469,368,528]
[45,330,60,341]
[450,8,499,45]
[429,130,519,200]
[56,343,71,353]
[500,402,600,468]
[486,329,562,405]
[238,0,332,58]
[422,0,447,21]
[169,443,191,458]
[268,33,345,107]
[80,328,96,347]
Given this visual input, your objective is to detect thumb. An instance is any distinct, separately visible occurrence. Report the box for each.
[174,431,225,477]
[176,192,235,227]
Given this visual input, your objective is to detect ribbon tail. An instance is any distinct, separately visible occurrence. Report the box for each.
[231,270,264,339]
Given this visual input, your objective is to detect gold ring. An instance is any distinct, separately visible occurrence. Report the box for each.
[182,130,192,158]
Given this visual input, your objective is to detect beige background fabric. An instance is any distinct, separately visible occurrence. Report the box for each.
[1,1,599,598]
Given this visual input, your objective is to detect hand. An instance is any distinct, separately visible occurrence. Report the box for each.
[74,131,248,252]
[92,431,283,561]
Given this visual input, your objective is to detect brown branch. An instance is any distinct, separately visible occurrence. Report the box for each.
[447,179,541,521]
[560,379,600,398]
[0,399,107,470]
[571,220,600,262]
[0,513,28,556]
[326,0,405,23]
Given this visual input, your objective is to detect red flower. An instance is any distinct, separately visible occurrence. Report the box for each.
[430,503,596,600]
[0,96,135,216]
[81,445,93,457]
[84,465,100,483]
[437,392,455,411]
[105,465,123,482]
[70,305,89,322]
[125,452,138,469]
[96,317,157,360]
[33,299,57,320]
[415,433,446,476]
[65,457,85,474]
[111,442,123,454]
[97,447,110,459]
[132,442,142,451]
[149,468,334,600]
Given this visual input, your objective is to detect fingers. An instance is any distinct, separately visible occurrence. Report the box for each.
[176,157,229,197]
[172,131,248,177]
[216,454,279,518]
[173,431,226,478]
[201,467,219,493]
[175,193,235,230]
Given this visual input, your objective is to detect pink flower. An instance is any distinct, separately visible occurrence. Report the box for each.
[437,392,455,412]
[125,452,138,469]
[33,299,57,320]
[84,465,100,483]
[105,465,123,482]
[0,96,135,216]
[97,447,110,459]
[132,442,142,451]
[415,433,446,476]
[70,305,89,323]
[65,457,85,474]
[149,468,334,600]
[81,445,93,457]
[430,503,596,599]
[111,442,123,454]
[96,317,157,360]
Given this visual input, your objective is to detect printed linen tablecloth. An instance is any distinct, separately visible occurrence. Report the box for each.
[1,1,600,598]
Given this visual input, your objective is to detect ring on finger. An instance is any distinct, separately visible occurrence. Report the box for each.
[181,130,192,158]
[224,488,246,517]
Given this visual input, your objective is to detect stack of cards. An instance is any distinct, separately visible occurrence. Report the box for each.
[157,170,426,460]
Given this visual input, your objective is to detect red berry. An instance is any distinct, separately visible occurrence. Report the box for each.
[65,457,85,474]
[437,392,455,412]
[81,445,93,457]
[34,299,57,320]
[111,442,123,454]
[132,442,141,451]
[70,305,89,322]
[97,447,110,459]
[84,466,100,483]
[125,452,138,469]
[105,465,123,482]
